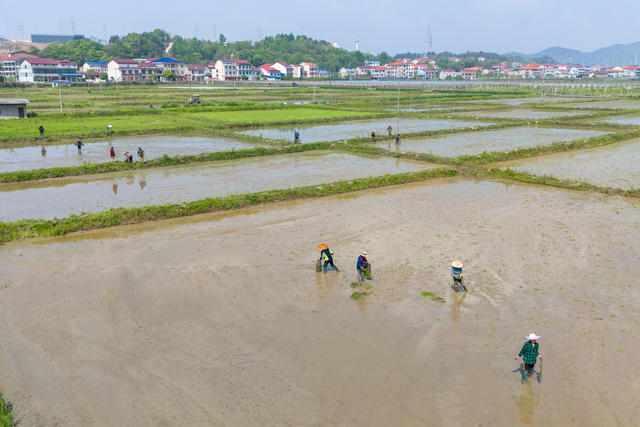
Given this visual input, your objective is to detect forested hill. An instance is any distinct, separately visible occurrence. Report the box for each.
[38,29,391,72]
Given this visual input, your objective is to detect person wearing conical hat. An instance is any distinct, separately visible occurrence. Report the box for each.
[318,244,338,272]
[451,260,465,290]
[516,333,542,383]
[356,250,369,282]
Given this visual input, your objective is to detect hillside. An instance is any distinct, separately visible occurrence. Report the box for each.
[38,30,389,72]
[511,41,640,66]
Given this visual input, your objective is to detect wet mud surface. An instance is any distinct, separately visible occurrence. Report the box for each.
[0,179,638,425]
[500,138,640,189]
[376,127,607,157]
[0,135,259,173]
[0,152,432,221]
[564,100,640,110]
[239,118,487,143]
[601,115,640,126]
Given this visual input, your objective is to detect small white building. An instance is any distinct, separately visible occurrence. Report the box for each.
[0,98,28,118]
[81,61,108,73]
[300,62,319,78]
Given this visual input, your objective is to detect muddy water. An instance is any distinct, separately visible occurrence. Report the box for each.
[565,100,640,109]
[1,179,638,426]
[376,127,607,157]
[239,118,486,142]
[470,97,586,105]
[601,115,640,126]
[457,108,590,120]
[500,138,640,189]
[0,136,259,173]
[0,152,432,221]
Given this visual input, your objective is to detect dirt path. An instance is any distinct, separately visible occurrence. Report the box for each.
[0,178,638,426]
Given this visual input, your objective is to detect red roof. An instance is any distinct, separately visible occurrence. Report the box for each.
[25,57,61,65]
[138,62,158,68]
[441,69,456,72]
[234,59,251,65]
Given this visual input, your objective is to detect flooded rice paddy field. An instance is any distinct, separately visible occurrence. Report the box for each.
[455,108,590,120]
[0,152,432,221]
[469,97,588,105]
[376,127,607,157]
[563,100,640,109]
[499,138,640,190]
[0,135,261,172]
[600,115,640,126]
[1,179,638,426]
[239,118,487,142]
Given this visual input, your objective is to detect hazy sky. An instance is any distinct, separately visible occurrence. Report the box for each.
[2,0,639,54]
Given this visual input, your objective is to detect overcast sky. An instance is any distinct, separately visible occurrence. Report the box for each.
[1,0,639,54]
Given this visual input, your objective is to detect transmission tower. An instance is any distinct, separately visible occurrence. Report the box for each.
[426,25,433,58]
[103,22,108,44]
[257,26,263,41]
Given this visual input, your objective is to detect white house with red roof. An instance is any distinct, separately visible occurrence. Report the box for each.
[259,64,282,80]
[439,69,460,79]
[272,62,294,77]
[1,53,38,80]
[107,59,141,82]
[17,57,79,82]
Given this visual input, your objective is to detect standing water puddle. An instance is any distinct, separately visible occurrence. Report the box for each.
[564,100,640,110]
[0,136,259,173]
[468,97,587,105]
[456,109,590,120]
[377,127,607,157]
[239,118,486,143]
[499,138,640,189]
[0,151,434,221]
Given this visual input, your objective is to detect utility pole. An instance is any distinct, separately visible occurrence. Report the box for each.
[313,86,316,103]
[59,84,63,112]
[426,25,433,58]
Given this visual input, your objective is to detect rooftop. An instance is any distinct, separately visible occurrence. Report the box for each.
[0,98,29,104]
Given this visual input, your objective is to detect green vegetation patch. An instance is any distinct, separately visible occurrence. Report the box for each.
[0,393,13,427]
[421,291,446,302]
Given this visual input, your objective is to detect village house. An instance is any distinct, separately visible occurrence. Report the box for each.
[300,62,319,78]
[259,64,282,80]
[339,67,356,78]
[439,69,460,79]
[461,66,482,80]
[272,62,294,77]
[290,64,304,78]
[80,61,108,73]
[17,57,79,82]
[1,53,38,80]
[186,64,206,82]
[107,59,141,83]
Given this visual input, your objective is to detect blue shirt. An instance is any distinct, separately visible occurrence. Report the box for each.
[451,266,462,276]
[357,255,367,269]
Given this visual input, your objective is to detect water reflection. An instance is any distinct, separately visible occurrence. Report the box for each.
[41,146,46,158]
[112,182,118,195]
[513,382,540,425]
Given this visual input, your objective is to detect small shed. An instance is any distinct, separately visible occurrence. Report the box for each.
[0,99,28,118]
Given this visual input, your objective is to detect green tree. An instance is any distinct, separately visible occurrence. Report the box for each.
[99,72,108,81]
[162,69,175,81]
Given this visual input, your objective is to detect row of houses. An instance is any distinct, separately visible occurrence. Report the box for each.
[1,53,332,83]
[340,57,640,80]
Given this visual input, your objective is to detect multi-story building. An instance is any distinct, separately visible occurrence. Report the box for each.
[1,53,37,80]
[259,65,282,80]
[186,64,206,81]
[148,57,186,79]
[17,57,79,82]
[107,59,141,82]
[300,62,319,78]
[272,62,294,77]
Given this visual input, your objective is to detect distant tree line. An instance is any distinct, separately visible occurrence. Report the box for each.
[37,29,394,72]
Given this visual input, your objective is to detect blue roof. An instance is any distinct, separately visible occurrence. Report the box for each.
[59,73,82,77]
[150,57,182,64]
[87,61,107,66]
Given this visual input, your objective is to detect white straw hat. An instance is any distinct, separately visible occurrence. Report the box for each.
[525,333,541,340]
[452,260,463,268]
[361,250,367,256]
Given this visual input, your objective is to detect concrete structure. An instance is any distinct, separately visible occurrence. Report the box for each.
[0,98,28,118]
[259,65,282,80]
[16,57,79,82]
[291,64,303,78]
[186,65,206,81]
[148,57,185,80]
[107,59,141,82]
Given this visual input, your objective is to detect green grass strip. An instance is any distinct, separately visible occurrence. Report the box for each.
[0,393,13,427]
[485,168,640,197]
[0,168,458,245]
